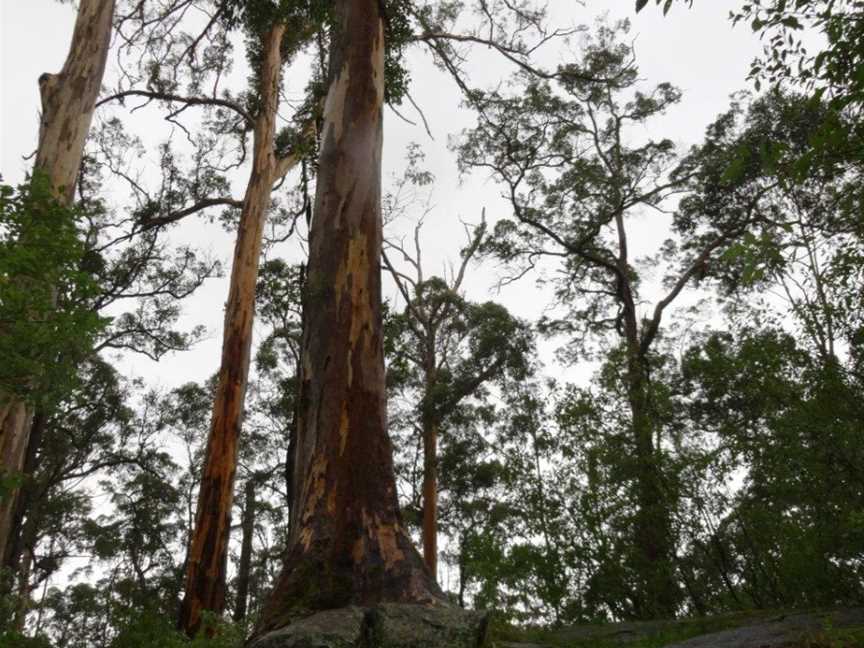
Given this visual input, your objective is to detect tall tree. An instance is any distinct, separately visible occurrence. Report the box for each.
[177,12,309,636]
[254,0,443,631]
[457,22,758,618]
[0,0,115,570]
[383,218,534,580]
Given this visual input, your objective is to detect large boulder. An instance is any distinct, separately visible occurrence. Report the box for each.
[248,603,489,648]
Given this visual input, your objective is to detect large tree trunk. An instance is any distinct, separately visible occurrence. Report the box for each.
[255,0,441,633]
[178,23,288,637]
[0,0,114,567]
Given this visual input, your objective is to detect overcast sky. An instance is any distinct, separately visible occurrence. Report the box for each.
[1,0,767,392]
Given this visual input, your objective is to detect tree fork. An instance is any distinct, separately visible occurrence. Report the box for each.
[254,0,441,634]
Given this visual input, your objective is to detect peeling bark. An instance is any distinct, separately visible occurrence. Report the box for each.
[178,22,299,638]
[0,0,114,567]
[255,0,441,634]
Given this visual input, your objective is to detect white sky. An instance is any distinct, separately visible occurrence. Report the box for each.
[1,0,767,392]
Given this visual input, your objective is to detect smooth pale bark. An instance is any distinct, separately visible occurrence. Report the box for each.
[178,22,299,637]
[255,0,441,634]
[0,0,114,569]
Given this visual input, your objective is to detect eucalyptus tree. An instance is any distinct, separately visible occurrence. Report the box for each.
[241,0,574,633]
[0,144,218,624]
[456,22,760,618]
[174,5,314,634]
[250,0,451,630]
[383,218,534,581]
[0,0,115,572]
[87,0,317,632]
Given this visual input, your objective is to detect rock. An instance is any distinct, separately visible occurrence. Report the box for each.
[491,608,864,648]
[247,607,366,648]
[367,603,489,647]
[248,603,489,648]
[664,608,864,648]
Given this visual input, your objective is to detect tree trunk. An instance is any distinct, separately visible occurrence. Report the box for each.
[255,0,441,633]
[0,403,32,570]
[421,348,440,580]
[0,0,114,566]
[421,415,439,580]
[13,547,33,632]
[178,23,288,637]
[625,351,678,619]
[233,480,256,623]
[1,409,46,624]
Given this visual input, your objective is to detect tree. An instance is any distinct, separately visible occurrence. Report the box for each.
[383,216,534,581]
[678,327,864,608]
[176,8,311,634]
[253,0,444,631]
[456,22,724,618]
[672,89,862,365]
[0,0,115,571]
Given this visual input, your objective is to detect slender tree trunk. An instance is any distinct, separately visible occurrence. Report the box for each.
[1,410,46,625]
[256,1,441,633]
[12,547,33,632]
[421,352,439,580]
[178,23,290,637]
[0,0,114,566]
[233,480,256,623]
[0,404,31,570]
[625,347,677,619]
[421,415,439,580]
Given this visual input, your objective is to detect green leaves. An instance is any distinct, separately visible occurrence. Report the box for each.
[0,173,106,404]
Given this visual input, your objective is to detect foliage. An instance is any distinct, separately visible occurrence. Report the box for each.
[639,0,864,167]
[679,328,864,609]
[457,20,684,358]
[0,174,105,404]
